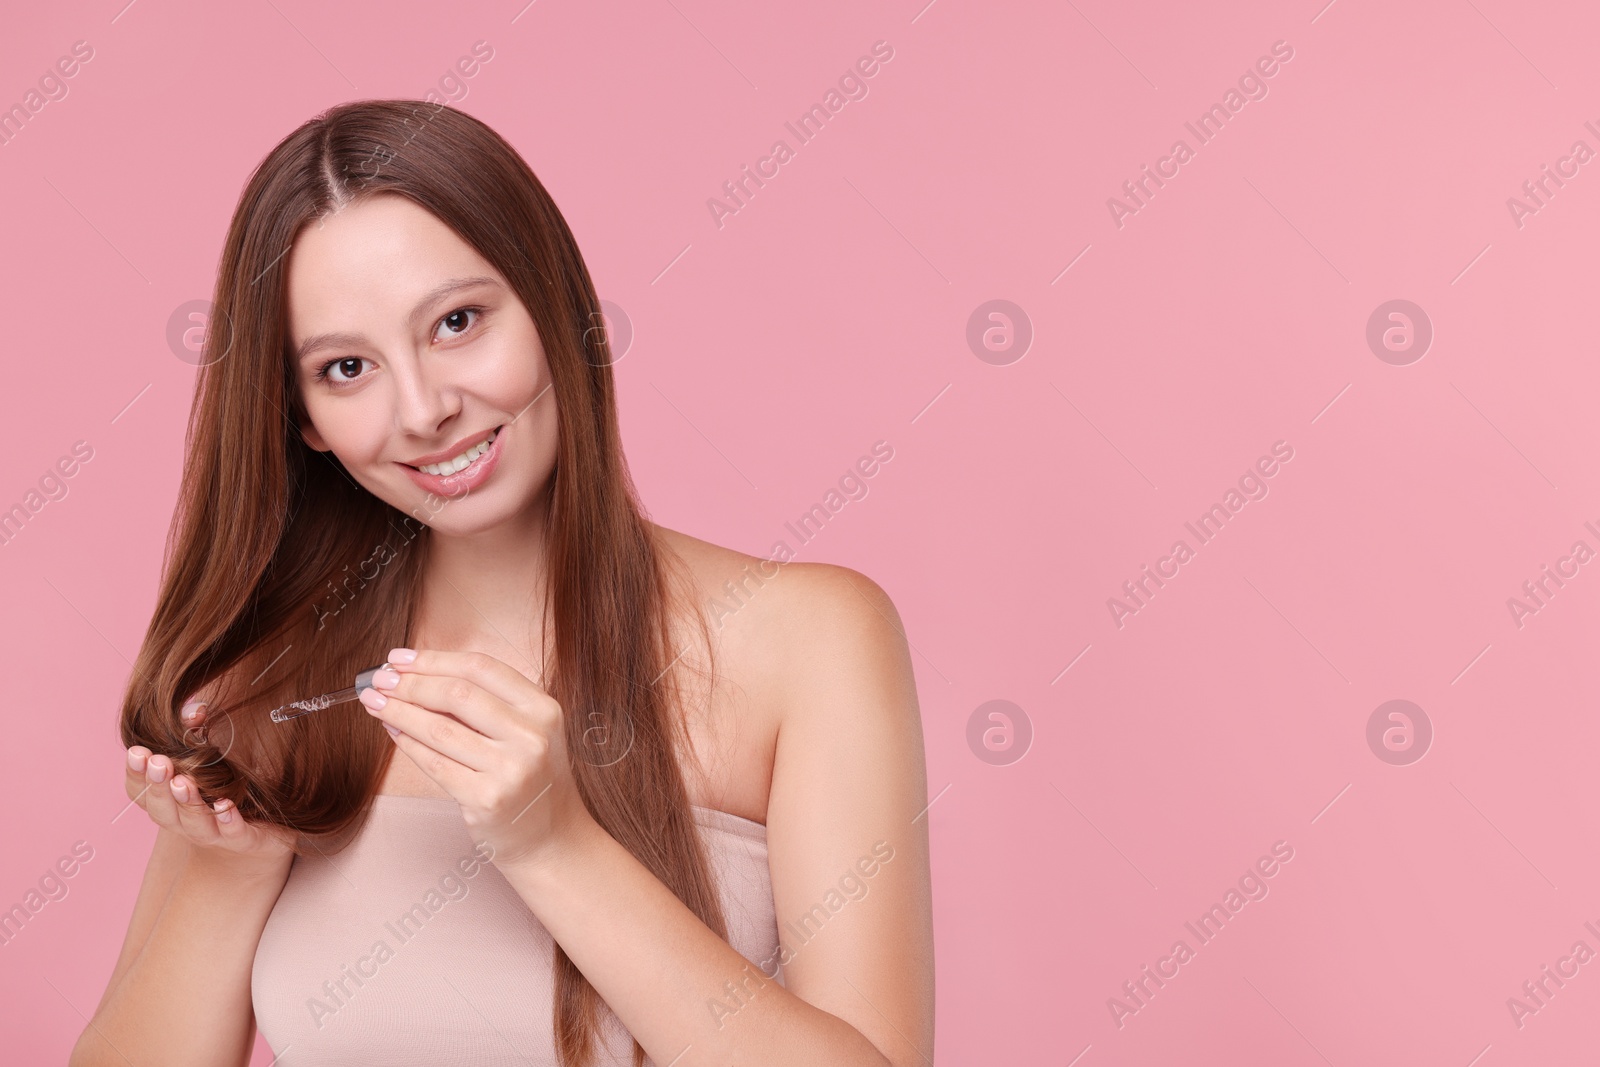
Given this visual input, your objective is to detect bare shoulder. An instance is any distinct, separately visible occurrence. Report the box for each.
[651,524,909,706]
[652,522,901,623]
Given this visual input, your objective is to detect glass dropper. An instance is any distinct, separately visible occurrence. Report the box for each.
[268,662,391,723]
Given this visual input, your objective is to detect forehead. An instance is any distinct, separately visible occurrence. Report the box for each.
[284,194,498,335]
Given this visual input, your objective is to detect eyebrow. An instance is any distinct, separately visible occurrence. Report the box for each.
[292,275,503,367]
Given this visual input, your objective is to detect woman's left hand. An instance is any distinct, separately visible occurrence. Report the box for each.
[361,647,594,871]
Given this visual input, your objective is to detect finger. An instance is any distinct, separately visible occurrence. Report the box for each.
[124,747,150,799]
[371,705,475,796]
[362,690,490,770]
[168,774,223,846]
[375,669,515,740]
[141,754,181,829]
[178,700,211,750]
[208,797,289,860]
[387,648,548,713]
[179,700,208,728]
[212,798,268,854]
[124,748,157,816]
[211,797,247,840]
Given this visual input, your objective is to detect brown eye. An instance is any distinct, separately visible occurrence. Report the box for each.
[434,306,483,342]
[317,356,371,386]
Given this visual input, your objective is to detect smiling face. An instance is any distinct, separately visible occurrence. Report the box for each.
[286,193,557,535]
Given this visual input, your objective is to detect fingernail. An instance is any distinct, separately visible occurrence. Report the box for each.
[383,722,400,739]
[127,748,146,773]
[360,687,388,710]
[373,669,401,689]
[148,758,168,783]
[171,778,188,802]
[215,801,234,824]
[387,648,417,665]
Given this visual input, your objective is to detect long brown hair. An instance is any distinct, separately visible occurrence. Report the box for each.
[119,99,725,1067]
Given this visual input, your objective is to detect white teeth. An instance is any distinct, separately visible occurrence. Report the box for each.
[416,429,497,476]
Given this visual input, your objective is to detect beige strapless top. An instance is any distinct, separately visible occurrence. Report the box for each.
[251,794,782,1065]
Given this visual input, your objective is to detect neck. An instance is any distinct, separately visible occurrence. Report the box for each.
[413,491,553,677]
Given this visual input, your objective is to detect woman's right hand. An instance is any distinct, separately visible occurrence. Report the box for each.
[124,700,296,877]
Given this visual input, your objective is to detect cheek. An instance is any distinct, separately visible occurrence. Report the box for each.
[470,332,549,407]
[307,401,393,462]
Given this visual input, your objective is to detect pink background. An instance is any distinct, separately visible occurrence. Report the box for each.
[3,0,1597,1063]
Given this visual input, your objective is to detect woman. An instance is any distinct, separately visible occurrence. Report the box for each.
[71,100,933,1067]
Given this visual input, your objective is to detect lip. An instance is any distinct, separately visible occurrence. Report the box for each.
[399,424,505,498]
[404,426,501,468]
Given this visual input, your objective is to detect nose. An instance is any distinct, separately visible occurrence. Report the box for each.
[388,349,461,441]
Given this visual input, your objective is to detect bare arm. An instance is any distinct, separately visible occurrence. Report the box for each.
[72,729,296,1067]
[73,846,290,1067]
[88,826,188,1021]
